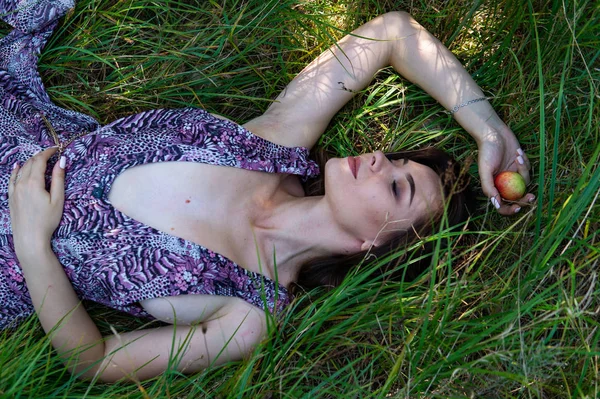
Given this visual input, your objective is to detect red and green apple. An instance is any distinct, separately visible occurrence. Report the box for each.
[494,171,526,201]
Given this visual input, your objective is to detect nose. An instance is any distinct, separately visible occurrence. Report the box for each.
[368,151,387,173]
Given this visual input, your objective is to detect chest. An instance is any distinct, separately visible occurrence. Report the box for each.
[107,161,300,322]
[107,161,302,268]
[109,161,256,220]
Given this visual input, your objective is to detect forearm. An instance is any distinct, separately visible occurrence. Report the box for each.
[252,11,512,149]
[18,243,105,376]
[388,12,510,142]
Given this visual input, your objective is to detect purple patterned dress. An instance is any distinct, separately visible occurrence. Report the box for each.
[0,0,320,329]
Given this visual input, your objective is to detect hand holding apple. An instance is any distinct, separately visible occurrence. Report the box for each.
[494,171,526,201]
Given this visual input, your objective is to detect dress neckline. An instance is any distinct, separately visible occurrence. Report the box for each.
[99,190,291,294]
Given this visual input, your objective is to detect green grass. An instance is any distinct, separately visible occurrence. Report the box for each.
[1,0,599,397]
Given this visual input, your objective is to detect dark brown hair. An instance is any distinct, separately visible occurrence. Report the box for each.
[294,147,474,291]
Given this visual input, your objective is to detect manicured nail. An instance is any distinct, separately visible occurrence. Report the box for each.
[59,156,66,169]
[517,155,524,165]
[517,148,524,156]
[491,197,500,209]
[514,207,521,214]
[12,162,18,170]
[33,150,41,156]
[528,196,536,203]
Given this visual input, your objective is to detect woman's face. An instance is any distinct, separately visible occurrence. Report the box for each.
[324,151,443,249]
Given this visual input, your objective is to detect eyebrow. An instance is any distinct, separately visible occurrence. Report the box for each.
[406,173,415,205]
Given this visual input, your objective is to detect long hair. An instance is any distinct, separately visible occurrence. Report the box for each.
[294,147,474,291]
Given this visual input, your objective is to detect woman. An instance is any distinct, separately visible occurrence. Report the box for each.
[2,1,532,382]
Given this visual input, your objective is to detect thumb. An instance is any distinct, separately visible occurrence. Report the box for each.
[479,163,498,199]
[50,155,66,204]
[479,165,501,209]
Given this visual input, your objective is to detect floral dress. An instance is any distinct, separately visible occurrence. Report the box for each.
[0,0,320,329]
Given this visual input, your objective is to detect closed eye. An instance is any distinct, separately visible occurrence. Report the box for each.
[392,180,398,197]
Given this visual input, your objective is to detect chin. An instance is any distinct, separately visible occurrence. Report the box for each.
[325,156,350,183]
[322,158,339,188]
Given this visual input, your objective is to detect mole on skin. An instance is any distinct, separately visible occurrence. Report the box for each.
[185,199,191,204]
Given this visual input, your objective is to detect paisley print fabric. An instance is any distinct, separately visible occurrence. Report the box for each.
[0,0,320,329]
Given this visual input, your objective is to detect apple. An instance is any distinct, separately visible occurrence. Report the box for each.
[494,171,526,201]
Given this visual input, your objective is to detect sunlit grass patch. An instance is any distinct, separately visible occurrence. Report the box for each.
[1,0,599,397]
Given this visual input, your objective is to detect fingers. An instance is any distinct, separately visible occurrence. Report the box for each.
[36,146,60,160]
[493,192,536,215]
[511,193,536,208]
[479,164,498,202]
[479,163,513,215]
[50,156,66,204]
[488,194,518,216]
[502,148,534,214]
[515,148,531,184]
[29,147,60,184]
[494,198,519,216]
[517,148,531,170]
[480,168,519,216]
[483,147,535,216]
[485,186,520,216]
[8,162,20,198]
[11,147,59,185]
[492,195,523,215]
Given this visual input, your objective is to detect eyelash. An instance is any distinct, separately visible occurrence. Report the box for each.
[392,180,398,197]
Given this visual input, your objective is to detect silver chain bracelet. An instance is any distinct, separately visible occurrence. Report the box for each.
[446,97,489,115]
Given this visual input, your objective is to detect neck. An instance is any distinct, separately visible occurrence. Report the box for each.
[252,193,362,284]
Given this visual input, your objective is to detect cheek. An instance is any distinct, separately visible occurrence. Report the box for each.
[353,186,387,218]
[361,204,390,229]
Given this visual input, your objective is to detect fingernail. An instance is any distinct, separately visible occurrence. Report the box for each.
[517,155,524,165]
[59,156,66,169]
[33,150,41,156]
[514,207,521,214]
[517,148,524,156]
[529,196,536,203]
[12,162,18,170]
[491,197,500,209]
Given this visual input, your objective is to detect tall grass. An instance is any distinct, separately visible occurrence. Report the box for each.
[1,0,599,397]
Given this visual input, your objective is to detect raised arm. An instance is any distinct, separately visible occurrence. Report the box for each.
[244,11,533,214]
[8,149,265,382]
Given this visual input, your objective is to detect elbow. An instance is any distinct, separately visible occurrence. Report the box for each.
[55,342,113,382]
[381,11,415,25]
[379,11,422,38]
[367,11,424,61]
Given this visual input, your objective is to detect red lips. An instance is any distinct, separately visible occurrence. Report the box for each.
[348,156,360,178]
